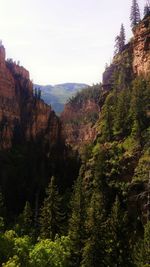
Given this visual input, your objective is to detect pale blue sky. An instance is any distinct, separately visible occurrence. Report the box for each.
[0,0,145,85]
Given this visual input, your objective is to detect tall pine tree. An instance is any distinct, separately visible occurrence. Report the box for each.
[144,2,150,17]
[39,176,65,240]
[114,24,126,55]
[81,187,107,267]
[68,167,85,267]
[134,221,150,266]
[106,197,133,267]
[130,0,141,28]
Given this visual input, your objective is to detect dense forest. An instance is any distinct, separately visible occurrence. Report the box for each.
[0,1,150,267]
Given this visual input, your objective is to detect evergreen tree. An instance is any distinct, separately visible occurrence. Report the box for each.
[114,35,121,55]
[0,188,5,232]
[113,88,131,137]
[21,201,33,235]
[130,78,150,140]
[68,170,85,267]
[144,2,150,17]
[81,192,107,267]
[81,173,107,267]
[39,176,65,240]
[134,221,150,266]
[114,24,126,55]
[106,197,133,267]
[130,0,141,28]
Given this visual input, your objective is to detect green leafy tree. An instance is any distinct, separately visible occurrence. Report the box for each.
[39,176,65,240]
[130,0,141,28]
[2,255,21,267]
[29,236,71,267]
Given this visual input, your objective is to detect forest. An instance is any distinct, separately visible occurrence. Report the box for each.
[0,0,150,266]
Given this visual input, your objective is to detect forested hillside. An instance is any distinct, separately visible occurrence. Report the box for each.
[0,2,150,267]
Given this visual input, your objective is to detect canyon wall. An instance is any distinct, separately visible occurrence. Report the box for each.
[0,44,61,149]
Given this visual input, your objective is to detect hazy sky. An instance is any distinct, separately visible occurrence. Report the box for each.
[0,0,145,85]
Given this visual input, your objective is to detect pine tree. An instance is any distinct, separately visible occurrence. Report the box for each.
[120,24,126,51]
[39,176,65,240]
[130,0,141,28]
[68,170,85,267]
[106,197,133,267]
[21,201,33,235]
[114,35,121,55]
[114,24,126,55]
[134,221,150,266]
[81,191,107,267]
[0,188,5,232]
[81,170,107,267]
[144,2,150,17]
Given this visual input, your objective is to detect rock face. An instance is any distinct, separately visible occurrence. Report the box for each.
[103,15,150,86]
[132,16,150,77]
[0,44,61,149]
[62,16,150,148]
[61,98,99,147]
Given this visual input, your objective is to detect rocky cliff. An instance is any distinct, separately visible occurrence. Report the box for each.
[132,15,150,77]
[60,85,108,148]
[103,15,150,87]
[0,44,61,149]
[61,99,99,147]
[62,16,150,149]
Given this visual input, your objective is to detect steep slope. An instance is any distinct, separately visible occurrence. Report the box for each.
[62,15,150,151]
[0,44,80,216]
[60,84,108,148]
[0,44,61,149]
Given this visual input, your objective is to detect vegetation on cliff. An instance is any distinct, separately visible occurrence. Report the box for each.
[0,1,150,267]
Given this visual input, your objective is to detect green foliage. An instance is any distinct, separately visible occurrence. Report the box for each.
[0,230,71,267]
[68,174,85,267]
[114,24,126,55]
[81,187,107,267]
[130,0,141,28]
[29,236,71,267]
[134,221,150,266]
[16,201,33,236]
[68,84,101,107]
[133,148,150,182]
[106,197,133,267]
[99,77,150,144]
[2,256,21,267]
[39,176,65,240]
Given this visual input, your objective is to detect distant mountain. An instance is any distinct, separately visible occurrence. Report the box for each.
[34,83,88,114]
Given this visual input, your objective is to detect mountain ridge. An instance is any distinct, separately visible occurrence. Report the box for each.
[34,83,88,114]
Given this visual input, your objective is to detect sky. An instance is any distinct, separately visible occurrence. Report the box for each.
[0,0,145,85]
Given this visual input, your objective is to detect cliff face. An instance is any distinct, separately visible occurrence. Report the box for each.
[103,16,150,86]
[61,99,99,147]
[62,16,150,149]
[0,45,61,149]
[60,85,108,148]
[132,16,150,77]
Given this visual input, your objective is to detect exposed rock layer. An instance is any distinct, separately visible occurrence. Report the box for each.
[61,99,99,147]
[0,45,61,149]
